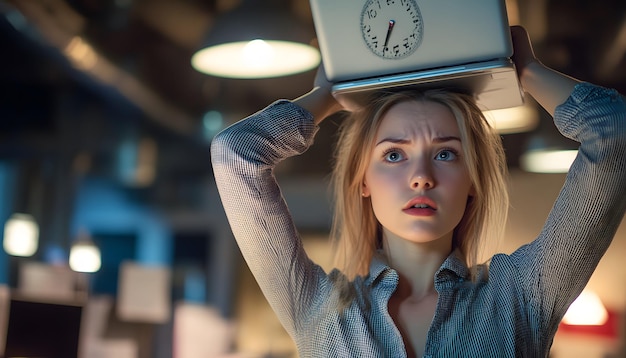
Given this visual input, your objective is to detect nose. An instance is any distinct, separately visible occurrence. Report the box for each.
[410,160,435,190]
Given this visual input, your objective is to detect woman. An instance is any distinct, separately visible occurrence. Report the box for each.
[211,26,626,357]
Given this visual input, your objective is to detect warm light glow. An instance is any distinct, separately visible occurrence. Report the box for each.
[3,213,39,257]
[483,105,539,134]
[520,149,578,173]
[191,39,321,79]
[64,36,98,70]
[563,290,609,326]
[69,241,101,273]
[242,39,275,68]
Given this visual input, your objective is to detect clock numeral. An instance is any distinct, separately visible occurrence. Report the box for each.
[403,37,411,49]
[365,8,378,20]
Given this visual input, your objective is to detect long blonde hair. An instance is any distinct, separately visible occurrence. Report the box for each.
[330,89,509,282]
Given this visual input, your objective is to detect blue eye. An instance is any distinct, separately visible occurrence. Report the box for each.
[436,149,458,161]
[383,149,404,162]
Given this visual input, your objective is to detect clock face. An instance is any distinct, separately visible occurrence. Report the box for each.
[360,0,424,59]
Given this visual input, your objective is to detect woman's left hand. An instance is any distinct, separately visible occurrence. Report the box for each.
[510,25,539,80]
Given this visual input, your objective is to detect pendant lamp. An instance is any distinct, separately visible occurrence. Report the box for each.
[520,110,579,173]
[3,213,39,257]
[482,101,539,134]
[69,230,101,273]
[191,0,320,79]
[562,290,608,326]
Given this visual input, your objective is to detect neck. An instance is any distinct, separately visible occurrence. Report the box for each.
[382,236,452,300]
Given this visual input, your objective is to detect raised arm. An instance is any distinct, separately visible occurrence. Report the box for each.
[507,25,626,338]
[293,63,344,124]
[510,25,580,115]
[210,61,344,338]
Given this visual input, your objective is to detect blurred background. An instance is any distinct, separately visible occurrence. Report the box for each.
[0,0,625,357]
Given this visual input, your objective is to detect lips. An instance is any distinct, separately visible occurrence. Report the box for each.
[404,196,437,210]
[403,196,437,216]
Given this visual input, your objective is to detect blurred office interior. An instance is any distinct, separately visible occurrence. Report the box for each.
[0,0,625,357]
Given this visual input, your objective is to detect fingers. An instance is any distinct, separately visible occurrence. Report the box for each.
[510,25,539,78]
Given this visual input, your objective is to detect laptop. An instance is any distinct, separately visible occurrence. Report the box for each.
[309,0,524,111]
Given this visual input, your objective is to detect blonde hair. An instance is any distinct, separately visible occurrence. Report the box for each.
[330,89,509,282]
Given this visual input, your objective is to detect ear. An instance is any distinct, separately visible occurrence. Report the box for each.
[362,181,371,198]
[468,184,476,198]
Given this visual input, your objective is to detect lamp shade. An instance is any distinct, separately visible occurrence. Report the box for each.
[562,290,608,326]
[520,111,579,173]
[482,101,539,134]
[3,213,39,257]
[69,233,101,273]
[191,0,320,78]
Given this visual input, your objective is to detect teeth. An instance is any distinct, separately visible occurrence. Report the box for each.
[413,204,430,208]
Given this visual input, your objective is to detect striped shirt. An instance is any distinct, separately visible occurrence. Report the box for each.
[211,83,626,357]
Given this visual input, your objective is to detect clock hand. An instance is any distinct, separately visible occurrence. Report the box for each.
[383,20,395,49]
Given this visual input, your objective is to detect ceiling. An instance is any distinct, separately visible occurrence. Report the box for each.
[1,0,625,198]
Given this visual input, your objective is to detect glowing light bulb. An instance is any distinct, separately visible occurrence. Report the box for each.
[563,290,608,326]
[69,237,101,273]
[242,39,275,68]
[3,213,39,257]
[520,149,578,173]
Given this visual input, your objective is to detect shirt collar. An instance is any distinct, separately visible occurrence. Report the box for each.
[367,248,470,285]
[368,253,393,281]
[435,248,471,284]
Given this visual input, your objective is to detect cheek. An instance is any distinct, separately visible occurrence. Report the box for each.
[446,175,474,210]
[364,164,401,194]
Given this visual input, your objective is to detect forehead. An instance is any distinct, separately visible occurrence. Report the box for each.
[376,100,460,138]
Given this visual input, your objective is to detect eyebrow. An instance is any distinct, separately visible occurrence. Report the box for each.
[375,135,462,146]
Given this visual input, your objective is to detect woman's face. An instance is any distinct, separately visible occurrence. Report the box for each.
[362,100,473,246]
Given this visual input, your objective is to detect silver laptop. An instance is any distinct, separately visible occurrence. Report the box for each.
[309,0,524,111]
